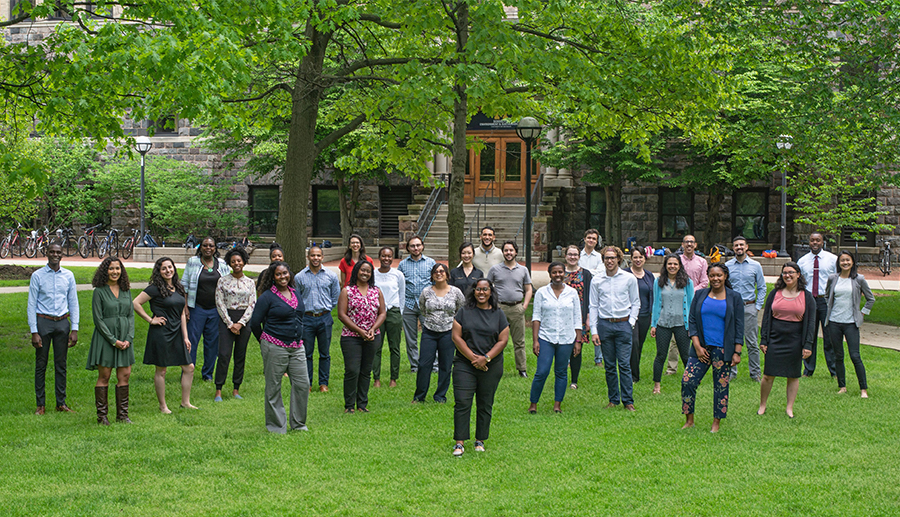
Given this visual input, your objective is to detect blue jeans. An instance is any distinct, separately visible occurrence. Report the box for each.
[530,339,574,404]
[188,306,220,380]
[597,319,633,405]
[302,313,333,387]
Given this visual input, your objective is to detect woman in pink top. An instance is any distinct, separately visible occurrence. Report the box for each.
[758,262,816,418]
[338,260,386,413]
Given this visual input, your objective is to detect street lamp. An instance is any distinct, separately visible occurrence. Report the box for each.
[134,136,152,247]
[516,116,542,273]
[776,134,793,257]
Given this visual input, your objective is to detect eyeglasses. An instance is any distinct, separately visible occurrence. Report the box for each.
[603,256,618,261]
[683,240,696,244]
[782,271,797,276]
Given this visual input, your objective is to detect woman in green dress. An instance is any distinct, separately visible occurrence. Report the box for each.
[86,257,135,425]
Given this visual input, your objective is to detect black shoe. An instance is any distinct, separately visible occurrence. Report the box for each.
[518,371,528,378]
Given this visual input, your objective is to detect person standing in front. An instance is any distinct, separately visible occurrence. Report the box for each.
[373,246,405,388]
[725,236,767,382]
[487,241,533,378]
[213,247,257,402]
[825,251,875,398]
[666,234,707,375]
[397,235,436,373]
[472,226,504,275]
[27,244,79,415]
[414,264,465,404]
[589,246,640,411]
[338,233,374,287]
[183,237,231,381]
[563,245,592,390]
[294,245,340,393]
[797,232,838,378]
[625,247,654,383]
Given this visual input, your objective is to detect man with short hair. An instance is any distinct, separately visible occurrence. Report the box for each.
[589,246,640,411]
[726,236,766,382]
[398,235,436,373]
[666,234,708,375]
[373,246,405,387]
[472,226,504,275]
[27,244,79,414]
[578,229,603,272]
[797,232,838,377]
[487,241,533,377]
[294,245,341,393]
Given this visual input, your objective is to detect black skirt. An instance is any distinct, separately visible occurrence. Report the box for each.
[763,318,804,378]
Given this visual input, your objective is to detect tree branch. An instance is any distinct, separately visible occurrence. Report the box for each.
[357,13,402,29]
[333,57,450,77]
[316,114,366,155]
[0,13,29,28]
[511,24,607,55]
[224,83,294,103]
[323,74,400,85]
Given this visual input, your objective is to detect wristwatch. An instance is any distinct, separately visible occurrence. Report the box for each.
[485,353,491,363]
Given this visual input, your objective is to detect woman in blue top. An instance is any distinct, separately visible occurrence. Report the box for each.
[682,262,744,433]
[650,254,693,394]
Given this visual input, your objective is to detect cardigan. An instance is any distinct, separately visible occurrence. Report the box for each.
[249,288,305,346]
[183,256,231,308]
[824,274,875,328]
[760,289,816,351]
[651,278,694,330]
[688,287,744,359]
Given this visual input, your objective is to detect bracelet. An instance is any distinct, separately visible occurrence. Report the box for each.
[734,351,742,356]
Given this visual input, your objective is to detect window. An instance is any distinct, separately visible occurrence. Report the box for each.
[148,115,178,136]
[658,188,693,240]
[840,191,876,247]
[10,0,25,19]
[48,1,71,20]
[732,188,768,241]
[586,187,606,234]
[312,187,341,237]
[379,186,412,238]
[249,186,279,235]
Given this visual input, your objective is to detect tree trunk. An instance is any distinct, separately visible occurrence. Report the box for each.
[605,181,623,248]
[338,175,350,245]
[445,3,468,264]
[702,190,725,254]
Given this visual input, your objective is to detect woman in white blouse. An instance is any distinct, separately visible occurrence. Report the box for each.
[214,248,257,402]
[825,251,875,398]
[529,262,583,413]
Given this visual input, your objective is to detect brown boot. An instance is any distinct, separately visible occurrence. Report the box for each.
[95,386,110,426]
[115,385,132,424]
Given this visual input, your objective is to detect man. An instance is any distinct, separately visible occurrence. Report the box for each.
[27,244,79,414]
[294,245,340,393]
[397,235,436,373]
[589,246,640,411]
[666,234,708,375]
[797,231,838,378]
[578,229,603,272]
[487,241,533,377]
[725,236,767,382]
[472,226,504,275]
[373,246,405,388]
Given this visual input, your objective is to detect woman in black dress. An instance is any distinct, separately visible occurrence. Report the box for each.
[133,257,197,413]
[449,242,483,295]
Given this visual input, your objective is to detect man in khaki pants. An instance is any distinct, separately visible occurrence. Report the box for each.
[487,241,533,378]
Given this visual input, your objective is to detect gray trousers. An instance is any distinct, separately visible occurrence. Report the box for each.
[402,307,423,371]
[731,305,761,379]
[260,338,309,434]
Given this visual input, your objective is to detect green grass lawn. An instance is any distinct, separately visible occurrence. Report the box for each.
[1,292,898,516]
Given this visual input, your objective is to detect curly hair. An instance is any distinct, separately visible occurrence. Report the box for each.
[658,254,690,290]
[600,245,624,266]
[774,261,807,291]
[224,247,249,267]
[257,261,293,295]
[149,257,185,298]
[92,257,130,290]
[348,258,376,288]
[707,262,733,290]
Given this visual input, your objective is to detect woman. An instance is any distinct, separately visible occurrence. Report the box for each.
[625,247,654,383]
[87,257,135,425]
[825,251,875,398]
[529,262,582,414]
[414,263,465,403]
[758,262,816,417]
[563,245,592,390]
[214,247,257,402]
[373,246,404,389]
[450,278,509,456]
[249,261,308,433]
[338,233,374,287]
[133,257,197,413]
[650,254,694,394]
[449,242,484,295]
[682,263,744,433]
[183,236,231,381]
[256,244,285,291]
[337,260,386,413]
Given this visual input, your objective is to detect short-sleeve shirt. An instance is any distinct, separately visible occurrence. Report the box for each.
[339,256,374,287]
[449,265,483,295]
[454,306,509,358]
[487,263,532,304]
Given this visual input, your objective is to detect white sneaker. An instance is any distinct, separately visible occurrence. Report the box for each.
[452,443,464,457]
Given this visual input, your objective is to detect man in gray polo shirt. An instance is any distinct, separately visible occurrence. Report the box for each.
[487,241,533,377]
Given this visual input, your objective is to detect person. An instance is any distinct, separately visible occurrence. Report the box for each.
[294,245,340,393]
[529,262,582,413]
[86,257,135,425]
[414,264,465,404]
[666,234,707,375]
[797,231,838,378]
[450,278,509,456]
[450,241,484,295]
[578,229,603,272]
[487,240,533,378]
[625,247,654,383]
[183,236,231,381]
[725,236,767,382]
[250,261,308,433]
[337,260,386,413]
[472,226,504,275]
[214,247,257,402]
[758,262,816,417]
[650,254,694,394]
[256,243,285,291]
[338,233,374,287]
[27,243,79,415]
[397,235,437,373]
[563,245,592,390]
[589,246,640,411]
[133,257,197,413]
[682,263,744,432]
[824,251,875,398]
[373,246,405,388]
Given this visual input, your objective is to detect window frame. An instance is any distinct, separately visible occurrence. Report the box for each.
[731,187,769,242]
[248,185,280,236]
[585,187,606,235]
[657,188,695,241]
[312,186,342,238]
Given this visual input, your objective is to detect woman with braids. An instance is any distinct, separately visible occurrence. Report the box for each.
[338,234,374,287]
[183,236,231,381]
[133,257,197,413]
[214,247,257,402]
[87,257,135,425]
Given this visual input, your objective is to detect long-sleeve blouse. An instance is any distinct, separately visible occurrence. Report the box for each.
[215,274,257,327]
[250,287,305,348]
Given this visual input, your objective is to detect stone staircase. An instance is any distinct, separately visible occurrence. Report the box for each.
[418,204,542,261]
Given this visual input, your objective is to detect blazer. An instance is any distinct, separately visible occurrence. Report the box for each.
[759,289,816,352]
[650,278,694,330]
[688,287,744,359]
[824,274,875,328]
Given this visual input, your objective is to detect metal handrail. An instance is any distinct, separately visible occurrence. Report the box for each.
[416,173,447,239]
[469,179,495,242]
[514,172,544,242]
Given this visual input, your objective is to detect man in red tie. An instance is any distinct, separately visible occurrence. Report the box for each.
[797,232,838,377]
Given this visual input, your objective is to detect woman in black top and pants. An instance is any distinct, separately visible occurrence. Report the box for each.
[449,242,484,295]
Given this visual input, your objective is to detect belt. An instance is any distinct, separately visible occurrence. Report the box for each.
[37,313,69,322]
[604,317,629,323]
[500,301,522,307]
[744,300,755,306]
[304,311,329,317]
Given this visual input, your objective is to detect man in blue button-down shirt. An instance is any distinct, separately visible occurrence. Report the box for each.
[725,236,767,382]
[27,244,79,414]
[294,246,340,392]
[397,235,436,373]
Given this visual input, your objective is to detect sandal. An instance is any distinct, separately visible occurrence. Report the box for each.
[344,408,355,414]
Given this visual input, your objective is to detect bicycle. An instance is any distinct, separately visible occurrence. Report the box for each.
[24,227,51,258]
[98,228,122,258]
[54,227,79,257]
[121,228,139,259]
[0,223,27,259]
[78,223,105,258]
[880,240,892,276]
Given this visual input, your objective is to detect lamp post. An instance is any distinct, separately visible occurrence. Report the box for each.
[134,136,152,247]
[776,134,793,257]
[515,116,542,273]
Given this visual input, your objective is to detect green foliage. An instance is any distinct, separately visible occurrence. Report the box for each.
[33,139,105,228]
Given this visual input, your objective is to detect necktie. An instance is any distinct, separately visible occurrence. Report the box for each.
[813,255,819,296]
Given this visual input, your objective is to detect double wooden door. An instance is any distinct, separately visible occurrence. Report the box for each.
[463,134,536,203]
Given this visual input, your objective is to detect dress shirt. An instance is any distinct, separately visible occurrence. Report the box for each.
[725,257,766,309]
[183,256,231,308]
[27,265,80,333]
[293,266,340,312]
[214,274,258,326]
[798,250,837,296]
[589,269,640,333]
[374,268,406,312]
[472,245,504,275]
[680,253,708,291]
[397,254,436,310]
[578,249,602,272]
[532,284,582,344]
